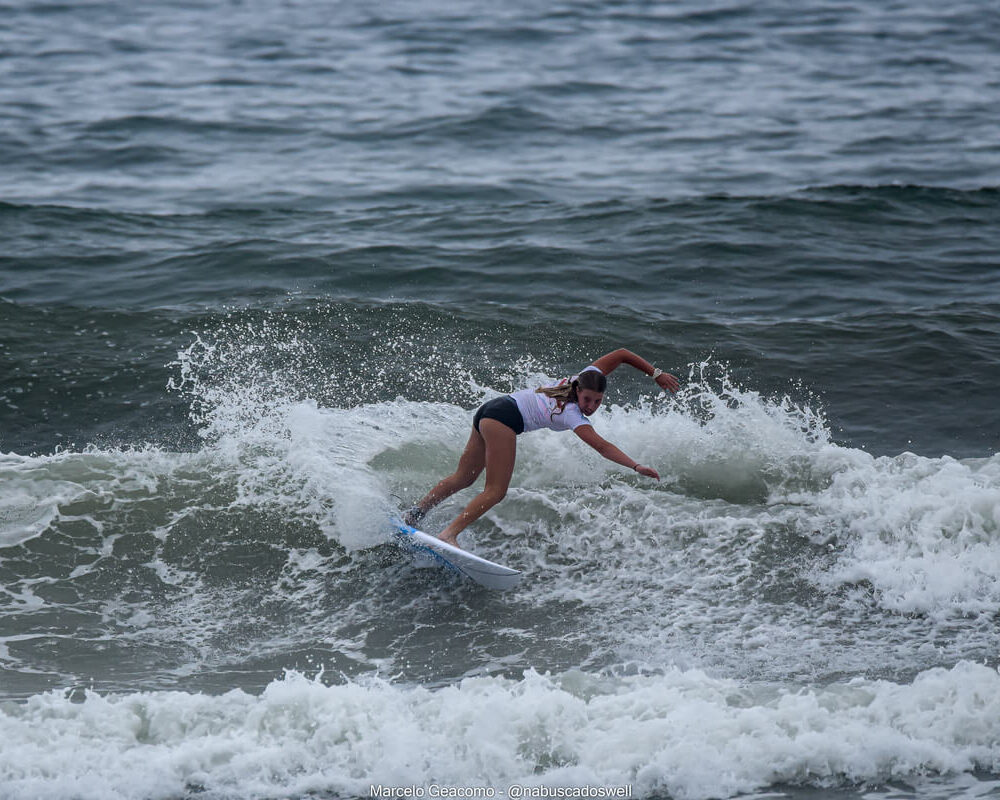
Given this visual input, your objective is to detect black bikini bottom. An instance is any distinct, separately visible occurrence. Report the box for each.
[472,396,525,435]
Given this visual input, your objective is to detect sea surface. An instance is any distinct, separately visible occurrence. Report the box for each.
[2,1,1000,798]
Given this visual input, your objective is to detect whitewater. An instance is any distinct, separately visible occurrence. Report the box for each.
[3,324,1000,799]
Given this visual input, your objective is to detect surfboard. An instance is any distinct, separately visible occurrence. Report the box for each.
[390,519,522,591]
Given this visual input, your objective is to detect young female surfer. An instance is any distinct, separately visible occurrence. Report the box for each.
[404,349,680,547]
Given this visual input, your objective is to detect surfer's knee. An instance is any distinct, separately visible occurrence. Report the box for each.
[481,486,507,506]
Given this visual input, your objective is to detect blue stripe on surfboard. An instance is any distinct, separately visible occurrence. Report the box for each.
[394,524,464,576]
[390,518,522,589]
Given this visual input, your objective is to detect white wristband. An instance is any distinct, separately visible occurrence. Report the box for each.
[651,368,663,379]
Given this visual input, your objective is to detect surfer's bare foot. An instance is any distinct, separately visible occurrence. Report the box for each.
[438,533,460,549]
[402,505,425,527]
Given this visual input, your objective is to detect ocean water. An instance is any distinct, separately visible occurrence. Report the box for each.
[2,1,1000,798]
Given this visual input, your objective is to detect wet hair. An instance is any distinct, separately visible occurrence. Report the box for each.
[535,368,607,419]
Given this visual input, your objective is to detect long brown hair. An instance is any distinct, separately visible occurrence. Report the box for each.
[535,369,607,419]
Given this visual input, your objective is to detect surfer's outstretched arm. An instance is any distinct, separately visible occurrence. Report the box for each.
[574,425,660,480]
[591,349,680,394]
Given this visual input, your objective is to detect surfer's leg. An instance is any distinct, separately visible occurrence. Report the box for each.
[437,418,516,547]
[407,428,486,525]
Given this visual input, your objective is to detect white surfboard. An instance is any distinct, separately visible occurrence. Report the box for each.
[391,519,522,591]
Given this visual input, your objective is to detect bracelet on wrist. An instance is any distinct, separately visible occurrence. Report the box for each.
[651,368,663,380]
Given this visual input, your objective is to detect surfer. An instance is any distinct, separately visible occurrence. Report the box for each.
[404,349,679,547]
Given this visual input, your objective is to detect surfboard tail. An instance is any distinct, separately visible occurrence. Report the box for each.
[390,518,522,591]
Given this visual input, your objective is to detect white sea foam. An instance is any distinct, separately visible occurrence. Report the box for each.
[800,451,1000,617]
[2,662,1000,800]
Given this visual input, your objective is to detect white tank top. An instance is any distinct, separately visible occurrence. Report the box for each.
[509,366,602,433]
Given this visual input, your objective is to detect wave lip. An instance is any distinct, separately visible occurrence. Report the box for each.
[2,663,1000,800]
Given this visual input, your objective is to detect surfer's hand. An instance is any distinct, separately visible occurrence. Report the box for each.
[635,464,660,480]
[655,372,680,393]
